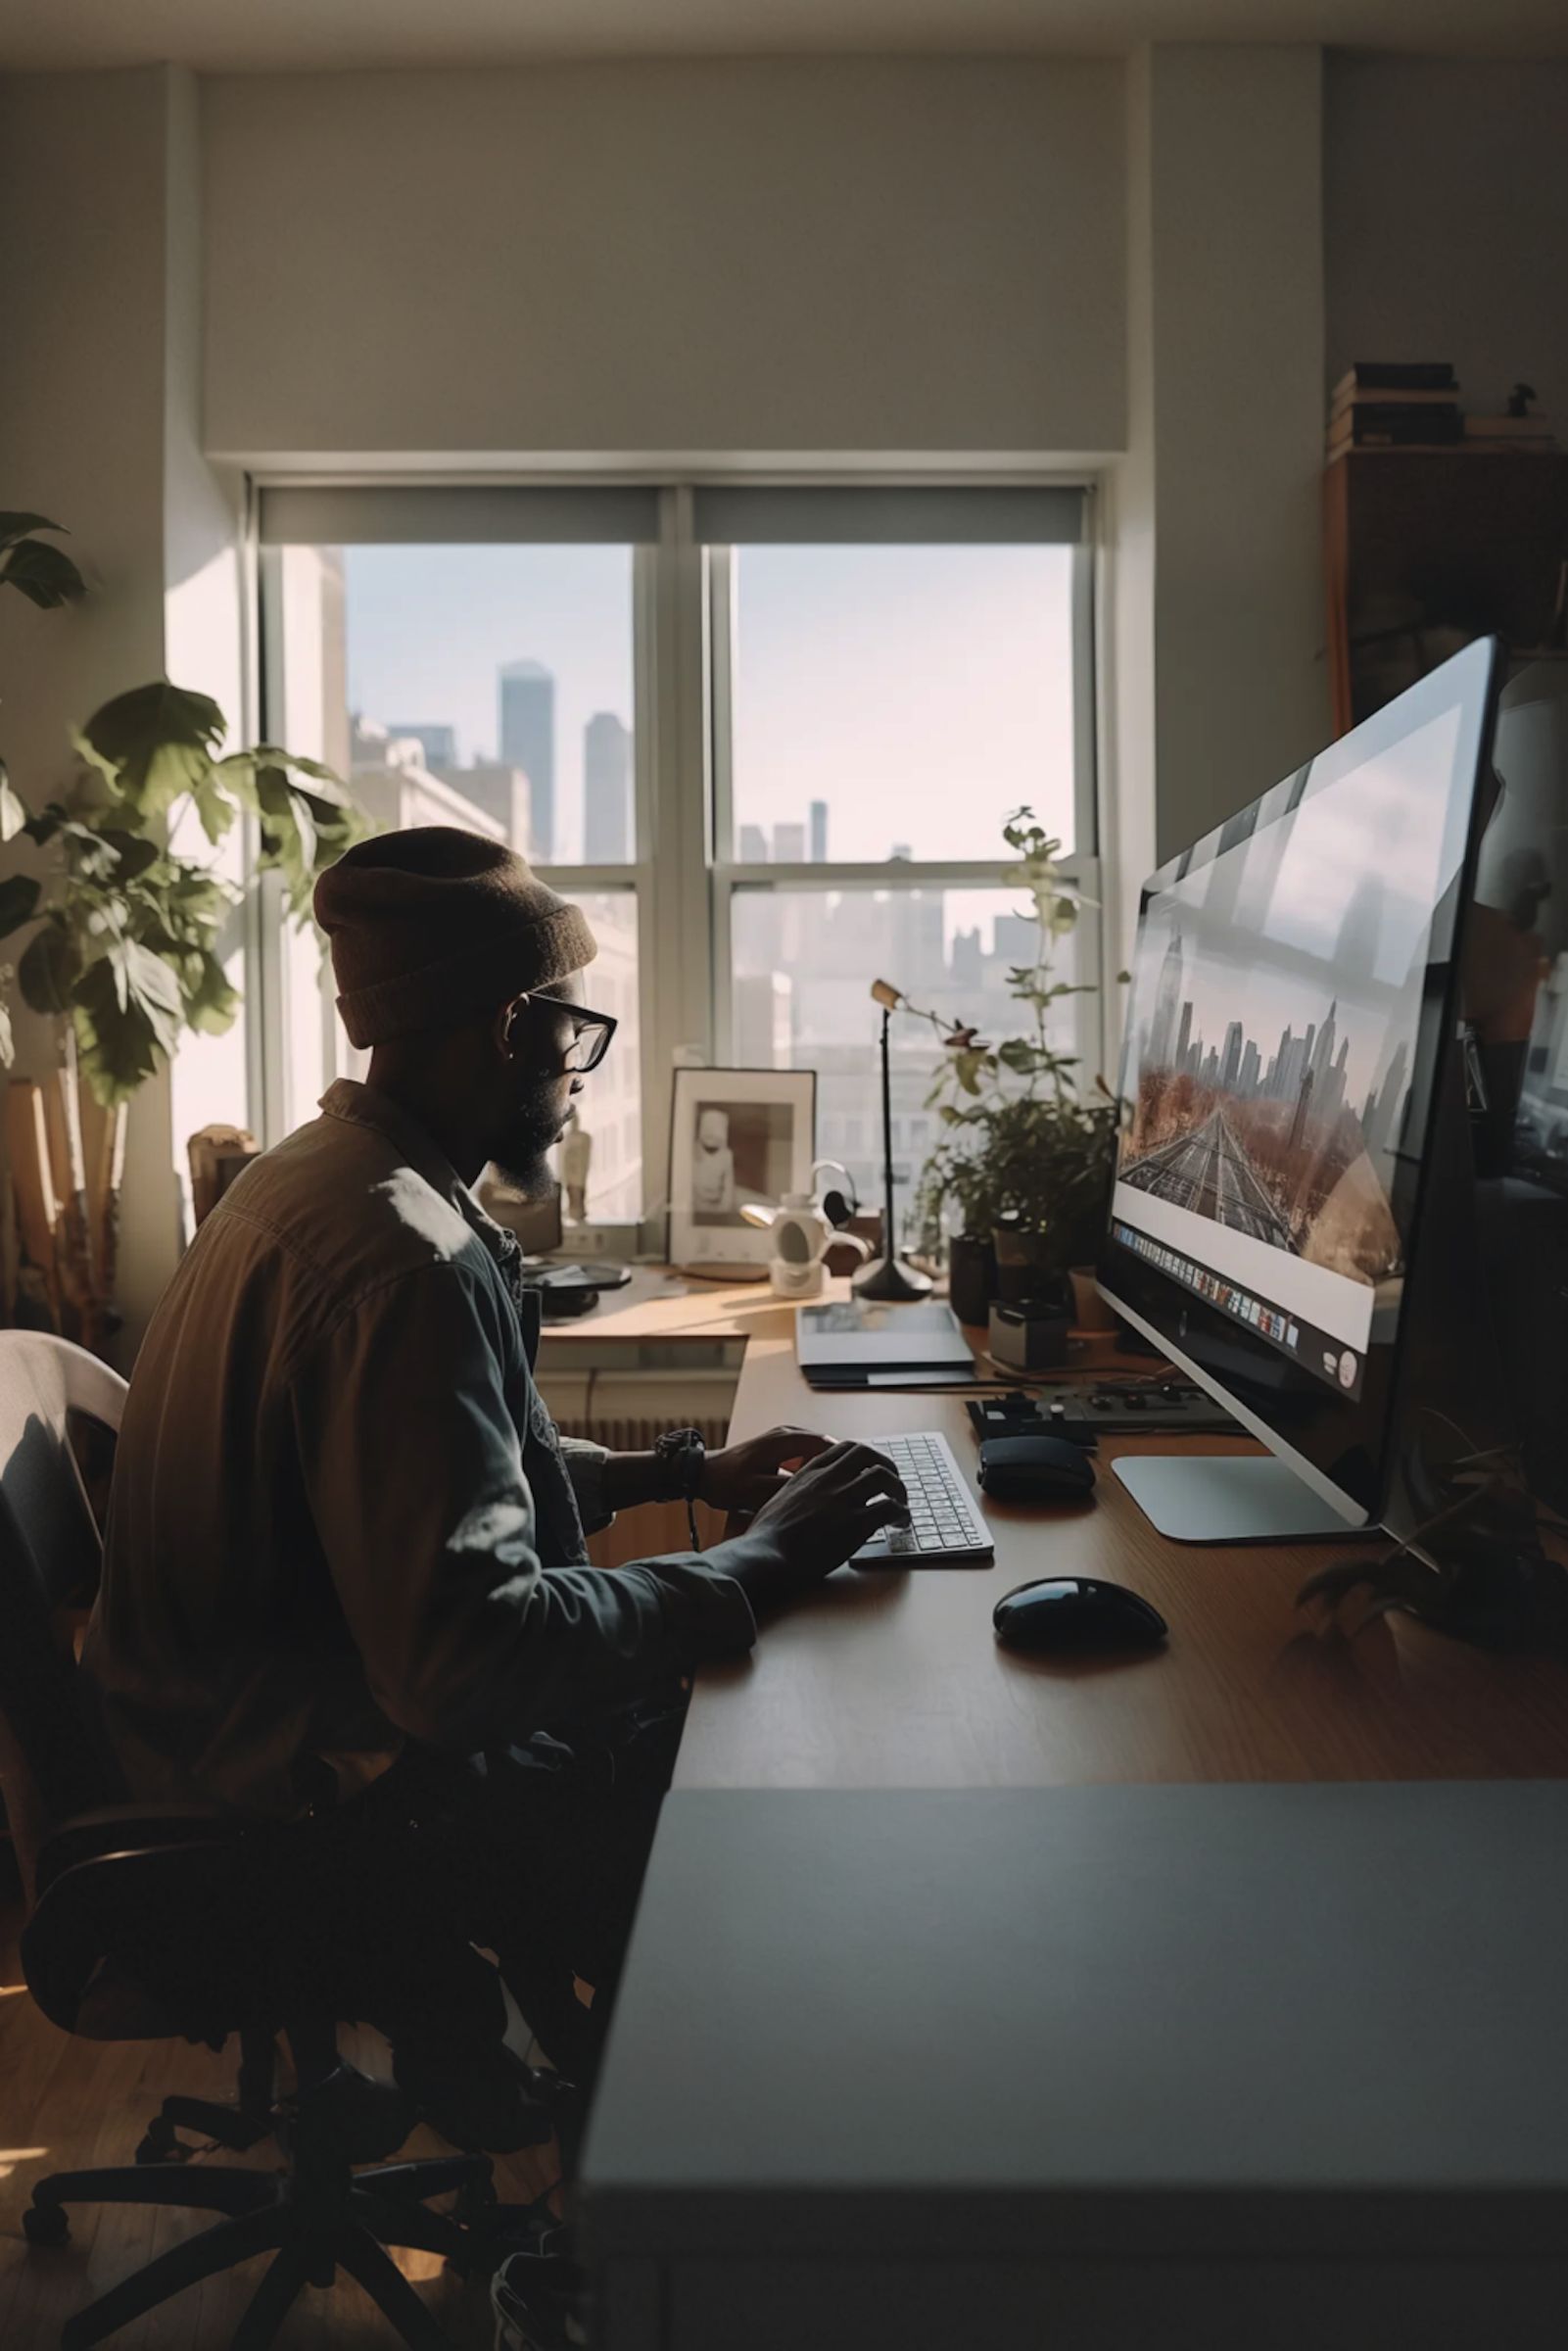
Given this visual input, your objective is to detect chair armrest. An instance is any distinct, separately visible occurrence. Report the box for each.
[35,1803,245,1896]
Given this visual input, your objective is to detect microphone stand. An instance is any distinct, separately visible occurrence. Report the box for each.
[853,1004,933,1302]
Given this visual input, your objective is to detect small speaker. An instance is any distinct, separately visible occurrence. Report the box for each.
[988,1299,1071,1373]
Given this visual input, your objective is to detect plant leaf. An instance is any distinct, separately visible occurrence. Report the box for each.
[18,922,82,1014]
[0,762,28,842]
[0,512,68,550]
[92,827,163,882]
[78,681,227,816]
[250,745,354,806]
[71,940,184,1105]
[0,874,41,941]
[192,773,237,845]
[1,538,87,608]
[182,951,240,1035]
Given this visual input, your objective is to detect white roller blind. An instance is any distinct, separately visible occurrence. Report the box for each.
[257,484,662,546]
[691,485,1088,546]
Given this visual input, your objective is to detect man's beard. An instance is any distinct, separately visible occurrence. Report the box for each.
[492,1086,566,1198]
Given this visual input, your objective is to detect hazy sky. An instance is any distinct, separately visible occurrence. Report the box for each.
[344,540,1077,876]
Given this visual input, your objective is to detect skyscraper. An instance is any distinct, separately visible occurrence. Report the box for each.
[389,722,457,770]
[773,822,807,862]
[810,800,829,862]
[737,825,770,863]
[499,660,555,861]
[1148,931,1185,1071]
[584,713,632,863]
[1220,1020,1244,1094]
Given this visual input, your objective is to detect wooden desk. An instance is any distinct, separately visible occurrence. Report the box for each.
[675,1296,1568,1792]
[581,1280,1568,2350]
[535,1264,777,1350]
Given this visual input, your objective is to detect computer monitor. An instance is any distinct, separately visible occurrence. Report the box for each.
[1097,637,1502,1543]
[1466,656,1568,1522]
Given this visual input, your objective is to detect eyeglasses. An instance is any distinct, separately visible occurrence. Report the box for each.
[529,992,618,1076]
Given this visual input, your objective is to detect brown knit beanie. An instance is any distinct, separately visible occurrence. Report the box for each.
[314,828,598,1047]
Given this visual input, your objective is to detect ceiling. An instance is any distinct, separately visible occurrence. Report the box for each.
[6,0,1568,73]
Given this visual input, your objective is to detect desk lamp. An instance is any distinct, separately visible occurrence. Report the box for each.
[855,981,933,1303]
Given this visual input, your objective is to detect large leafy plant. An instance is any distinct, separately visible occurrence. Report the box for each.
[0,680,365,1105]
[0,508,368,1348]
[888,809,1120,1273]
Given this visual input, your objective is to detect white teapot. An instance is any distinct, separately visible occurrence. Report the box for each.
[767,1170,871,1298]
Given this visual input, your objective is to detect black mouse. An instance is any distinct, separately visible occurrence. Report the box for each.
[992,1577,1168,1655]
[977,1432,1096,1504]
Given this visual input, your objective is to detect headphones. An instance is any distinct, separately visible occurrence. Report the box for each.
[813,1159,860,1230]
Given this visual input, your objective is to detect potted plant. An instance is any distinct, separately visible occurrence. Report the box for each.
[0,513,367,1347]
[890,809,1121,1329]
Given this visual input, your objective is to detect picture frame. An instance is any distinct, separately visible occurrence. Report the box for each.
[667,1066,817,1274]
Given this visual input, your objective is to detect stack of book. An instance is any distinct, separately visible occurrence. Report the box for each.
[1327,362,1462,457]
[1464,409,1559,452]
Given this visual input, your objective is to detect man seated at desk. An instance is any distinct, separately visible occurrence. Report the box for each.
[83,827,907,2149]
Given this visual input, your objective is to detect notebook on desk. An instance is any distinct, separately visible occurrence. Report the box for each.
[796,1300,975,1388]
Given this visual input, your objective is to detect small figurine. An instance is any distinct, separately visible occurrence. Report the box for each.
[559,1109,593,1223]
[1507,381,1539,418]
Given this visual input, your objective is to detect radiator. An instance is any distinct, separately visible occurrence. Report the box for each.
[541,1367,737,1455]
[554,1412,732,1453]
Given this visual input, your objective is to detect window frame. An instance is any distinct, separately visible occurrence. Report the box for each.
[253,474,1106,1258]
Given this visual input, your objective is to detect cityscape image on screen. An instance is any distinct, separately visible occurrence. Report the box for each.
[1112,705,1468,1396]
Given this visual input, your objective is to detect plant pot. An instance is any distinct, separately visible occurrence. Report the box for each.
[1069,1265,1119,1332]
[991,1223,1071,1316]
[946,1234,997,1328]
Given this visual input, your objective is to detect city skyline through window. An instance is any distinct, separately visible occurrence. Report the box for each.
[261,501,1097,1239]
[344,543,636,865]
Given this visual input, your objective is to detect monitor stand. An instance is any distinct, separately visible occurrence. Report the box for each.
[1112,1454,1369,1544]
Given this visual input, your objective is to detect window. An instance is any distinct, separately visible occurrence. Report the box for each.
[706,485,1096,1243]
[258,489,652,1226]
[257,482,1096,1250]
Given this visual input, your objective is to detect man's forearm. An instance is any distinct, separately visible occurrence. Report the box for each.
[597,1450,673,1513]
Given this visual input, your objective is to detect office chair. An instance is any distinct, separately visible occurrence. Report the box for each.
[0,1331,500,2349]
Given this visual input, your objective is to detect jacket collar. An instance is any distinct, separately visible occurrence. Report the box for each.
[318,1079,515,1278]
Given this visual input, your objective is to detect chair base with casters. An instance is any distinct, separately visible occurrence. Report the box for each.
[134,2021,283,2166]
[25,2056,501,2351]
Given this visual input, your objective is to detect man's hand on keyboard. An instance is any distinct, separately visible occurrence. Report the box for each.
[723,1440,909,1609]
[697,1424,834,1513]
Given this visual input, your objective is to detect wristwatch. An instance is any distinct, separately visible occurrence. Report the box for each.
[654,1426,707,1548]
[654,1426,707,1500]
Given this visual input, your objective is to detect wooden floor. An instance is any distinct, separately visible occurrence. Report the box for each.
[0,1906,560,2350]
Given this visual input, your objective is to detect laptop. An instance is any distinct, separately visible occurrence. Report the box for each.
[796,1300,975,1388]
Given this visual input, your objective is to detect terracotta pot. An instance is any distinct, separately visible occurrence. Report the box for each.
[946,1234,997,1327]
[1069,1266,1119,1331]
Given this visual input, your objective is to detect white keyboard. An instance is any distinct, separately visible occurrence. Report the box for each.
[852,1431,994,1567]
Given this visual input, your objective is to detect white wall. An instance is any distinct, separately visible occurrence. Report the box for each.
[0,65,251,1356]
[1133,45,1327,866]
[201,59,1126,459]
[1326,55,1568,422]
[163,68,255,1230]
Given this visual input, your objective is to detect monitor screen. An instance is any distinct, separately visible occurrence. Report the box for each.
[1099,638,1500,1523]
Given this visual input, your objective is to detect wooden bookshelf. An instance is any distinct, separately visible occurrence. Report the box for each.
[1323,448,1568,734]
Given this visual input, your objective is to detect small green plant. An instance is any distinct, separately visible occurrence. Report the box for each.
[884,809,1121,1275]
